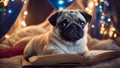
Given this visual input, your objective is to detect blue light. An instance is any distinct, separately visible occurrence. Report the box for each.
[58,0,64,4]
[8,9,12,14]
[11,0,14,2]
[59,7,64,10]
[99,5,102,9]
[68,0,73,2]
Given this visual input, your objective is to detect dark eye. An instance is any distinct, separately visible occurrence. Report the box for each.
[80,21,85,28]
[59,19,68,29]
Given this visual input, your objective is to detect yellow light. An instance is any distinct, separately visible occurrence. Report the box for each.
[94,0,97,2]
[100,0,104,2]
[109,31,113,38]
[3,0,9,6]
[88,2,94,8]
[100,23,105,34]
[21,20,26,27]
[114,33,117,38]
[24,10,28,16]
[5,34,9,38]
[24,0,27,3]
[103,31,107,35]
[95,2,98,6]
[88,9,92,13]
[85,7,89,11]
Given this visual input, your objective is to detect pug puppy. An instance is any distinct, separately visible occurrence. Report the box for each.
[24,10,92,61]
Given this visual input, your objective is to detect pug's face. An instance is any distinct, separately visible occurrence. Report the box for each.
[49,10,92,42]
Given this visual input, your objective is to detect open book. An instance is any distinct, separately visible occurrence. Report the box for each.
[24,50,120,66]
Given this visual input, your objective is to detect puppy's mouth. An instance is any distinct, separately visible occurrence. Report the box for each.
[60,24,84,41]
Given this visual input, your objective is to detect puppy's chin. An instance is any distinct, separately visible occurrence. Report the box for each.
[60,25,84,42]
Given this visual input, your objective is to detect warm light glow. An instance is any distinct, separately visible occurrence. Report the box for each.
[85,7,89,11]
[88,9,92,13]
[103,31,107,35]
[100,0,104,2]
[5,34,9,38]
[24,10,28,16]
[95,2,98,6]
[114,33,117,38]
[88,2,94,8]
[109,31,113,38]
[109,25,116,37]
[100,23,105,34]
[91,25,95,28]
[94,0,97,2]
[2,0,9,6]
[21,20,26,27]
[24,0,27,4]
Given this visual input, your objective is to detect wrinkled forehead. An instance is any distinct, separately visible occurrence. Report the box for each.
[57,10,86,22]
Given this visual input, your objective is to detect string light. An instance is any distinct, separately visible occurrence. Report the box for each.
[88,2,94,8]
[107,18,111,22]
[3,0,9,6]
[114,33,117,38]
[91,24,95,28]
[100,23,105,34]
[67,0,73,2]
[59,7,64,10]
[101,16,105,20]
[21,20,26,27]
[85,7,89,11]
[11,0,14,2]
[24,10,28,16]
[8,9,12,14]
[58,0,64,4]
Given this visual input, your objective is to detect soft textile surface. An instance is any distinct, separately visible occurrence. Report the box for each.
[0,55,23,68]
[0,46,25,58]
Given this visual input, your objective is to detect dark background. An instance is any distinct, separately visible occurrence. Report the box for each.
[26,0,54,25]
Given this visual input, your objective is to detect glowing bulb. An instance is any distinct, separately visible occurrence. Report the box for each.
[58,0,64,4]
[99,5,102,9]
[67,0,73,2]
[88,2,94,8]
[95,2,98,6]
[103,31,107,35]
[5,35,9,38]
[24,11,28,16]
[114,33,117,38]
[11,0,14,2]
[107,18,111,22]
[88,10,92,13]
[85,7,89,11]
[21,20,26,27]
[91,25,95,28]
[3,0,9,6]
[59,7,64,10]
[109,31,113,38]
[24,0,27,4]
[100,0,104,2]
[8,9,12,14]
[101,16,105,20]
[94,0,97,2]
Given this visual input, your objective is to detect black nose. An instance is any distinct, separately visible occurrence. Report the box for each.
[70,24,78,30]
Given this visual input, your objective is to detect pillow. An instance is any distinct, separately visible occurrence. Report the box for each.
[0,46,25,58]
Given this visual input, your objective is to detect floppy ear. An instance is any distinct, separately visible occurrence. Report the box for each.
[48,11,62,26]
[80,11,92,23]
